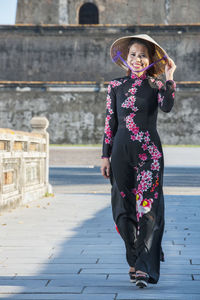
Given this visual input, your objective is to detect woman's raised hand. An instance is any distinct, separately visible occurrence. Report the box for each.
[165,57,176,81]
[101,158,111,179]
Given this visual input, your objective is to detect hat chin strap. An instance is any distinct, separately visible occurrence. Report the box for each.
[112,51,167,73]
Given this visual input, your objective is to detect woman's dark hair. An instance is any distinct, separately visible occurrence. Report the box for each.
[126,38,156,77]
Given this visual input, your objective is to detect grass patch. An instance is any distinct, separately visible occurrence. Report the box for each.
[163,144,200,147]
[50,144,200,148]
[50,144,101,147]
[44,192,54,197]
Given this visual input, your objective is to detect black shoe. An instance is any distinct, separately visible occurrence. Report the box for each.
[129,271,136,283]
[135,272,149,288]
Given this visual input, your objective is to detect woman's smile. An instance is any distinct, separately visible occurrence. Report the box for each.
[127,43,150,76]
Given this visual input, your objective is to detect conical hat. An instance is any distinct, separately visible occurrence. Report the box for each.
[110,34,169,76]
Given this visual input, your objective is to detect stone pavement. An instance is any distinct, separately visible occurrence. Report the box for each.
[0,146,200,299]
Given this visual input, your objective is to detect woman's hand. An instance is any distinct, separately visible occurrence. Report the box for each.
[165,57,176,81]
[101,158,111,179]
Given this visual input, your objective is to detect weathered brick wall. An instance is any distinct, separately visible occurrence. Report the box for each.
[0,82,199,145]
[0,25,199,82]
[16,0,200,25]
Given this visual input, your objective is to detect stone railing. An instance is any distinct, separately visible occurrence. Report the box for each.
[0,117,52,211]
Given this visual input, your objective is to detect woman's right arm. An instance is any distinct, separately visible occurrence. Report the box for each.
[101,83,118,178]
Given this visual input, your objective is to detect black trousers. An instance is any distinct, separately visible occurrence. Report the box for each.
[111,178,164,284]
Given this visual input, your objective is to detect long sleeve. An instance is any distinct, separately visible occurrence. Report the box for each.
[157,80,176,113]
[102,83,118,158]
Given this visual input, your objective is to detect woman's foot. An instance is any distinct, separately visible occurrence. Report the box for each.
[129,267,136,283]
[135,271,149,288]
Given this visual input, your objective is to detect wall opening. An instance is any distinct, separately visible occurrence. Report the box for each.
[79,3,99,24]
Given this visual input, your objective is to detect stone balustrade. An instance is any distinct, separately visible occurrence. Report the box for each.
[0,117,52,211]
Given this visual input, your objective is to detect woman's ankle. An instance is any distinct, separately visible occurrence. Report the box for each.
[136,270,147,276]
[129,267,135,272]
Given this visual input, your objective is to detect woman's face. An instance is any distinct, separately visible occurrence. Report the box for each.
[127,43,150,76]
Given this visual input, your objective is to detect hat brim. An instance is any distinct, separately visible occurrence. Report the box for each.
[110,34,169,76]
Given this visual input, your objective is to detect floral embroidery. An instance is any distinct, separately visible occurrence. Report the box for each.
[110,80,123,88]
[148,144,162,160]
[107,84,111,94]
[144,135,150,144]
[158,93,164,106]
[131,72,146,80]
[106,95,113,114]
[121,75,163,223]
[115,223,120,234]
[133,79,143,87]
[142,144,148,151]
[154,192,158,199]
[134,189,154,222]
[141,198,153,209]
[122,96,137,111]
[139,153,147,161]
[103,75,172,227]
[104,115,113,144]
[150,175,159,192]
[151,160,160,171]
[137,170,153,193]
[129,87,137,95]
[120,191,126,198]
[156,80,164,90]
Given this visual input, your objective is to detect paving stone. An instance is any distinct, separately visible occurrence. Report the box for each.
[15,274,107,284]
[0,280,47,288]
[0,294,116,300]
[0,174,200,299]
[116,293,200,300]
[84,281,200,294]
[108,274,192,282]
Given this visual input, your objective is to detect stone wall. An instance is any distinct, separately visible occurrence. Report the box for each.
[0,117,52,210]
[0,25,199,82]
[16,0,200,25]
[0,82,199,145]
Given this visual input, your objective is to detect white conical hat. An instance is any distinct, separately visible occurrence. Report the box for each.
[110,34,169,76]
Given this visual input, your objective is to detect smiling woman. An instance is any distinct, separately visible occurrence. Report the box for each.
[0,0,17,24]
[101,34,176,288]
[127,43,150,78]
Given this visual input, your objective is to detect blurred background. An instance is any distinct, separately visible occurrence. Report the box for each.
[0,0,199,148]
[0,0,17,24]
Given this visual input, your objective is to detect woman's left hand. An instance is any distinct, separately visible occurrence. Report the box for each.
[165,57,176,81]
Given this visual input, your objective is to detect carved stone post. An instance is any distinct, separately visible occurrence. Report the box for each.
[30,117,52,194]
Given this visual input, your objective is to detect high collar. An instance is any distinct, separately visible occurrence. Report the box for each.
[130,72,147,80]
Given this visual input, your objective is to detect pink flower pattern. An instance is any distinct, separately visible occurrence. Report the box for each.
[106,94,113,114]
[104,115,113,144]
[120,191,126,198]
[139,153,148,161]
[121,74,163,222]
[110,80,123,88]
[156,80,164,90]
[158,93,164,106]
[103,74,176,225]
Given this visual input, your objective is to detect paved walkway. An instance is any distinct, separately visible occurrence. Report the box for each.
[0,146,200,299]
[49,146,200,167]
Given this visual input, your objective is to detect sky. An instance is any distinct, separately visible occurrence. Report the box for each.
[0,0,18,24]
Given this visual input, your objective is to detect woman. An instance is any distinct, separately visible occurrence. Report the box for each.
[101,34,176,288]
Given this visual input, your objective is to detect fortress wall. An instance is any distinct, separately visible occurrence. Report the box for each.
[16,0,200,25]
[0,25,199,82]
[0,82,199,145]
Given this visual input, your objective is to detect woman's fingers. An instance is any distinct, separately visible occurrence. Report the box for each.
[105,164,110,178]
[166,57,176,71]
[165,57,176,80]
[101,159,110,179]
